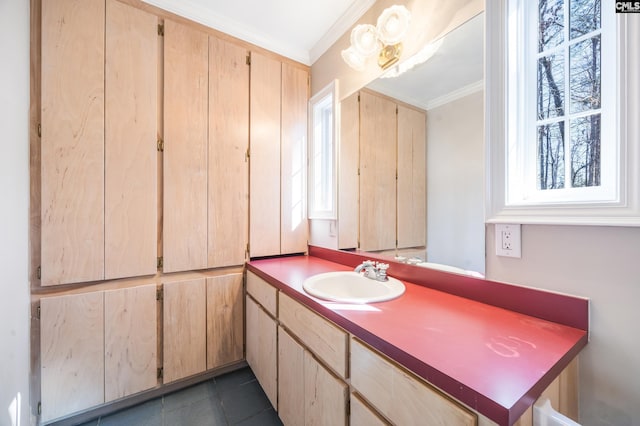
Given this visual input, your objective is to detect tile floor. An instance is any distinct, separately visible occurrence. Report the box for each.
[78,367,282,426]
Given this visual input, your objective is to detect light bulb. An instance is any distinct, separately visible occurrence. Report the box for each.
[350,24,379,57]
[376,5,411,45]
[341,46,366,71]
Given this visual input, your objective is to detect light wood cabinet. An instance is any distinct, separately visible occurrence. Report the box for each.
[397,104,426,249]
[246,295,278,408]
[163,278,207,383]
[41,0,105,286]
[41,0,158,285]
[279,292,348,378]
[163,20,209,273]
[359,91,397,252]
[338,90,427,252]
[104,284,158,402]
[350,338,476,426]
[350,393,389,426]
[250,53,309,258]
[278,326,348,426]
[206,273,244,369]
[40,292,105,422]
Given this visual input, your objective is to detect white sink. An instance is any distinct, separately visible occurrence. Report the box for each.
[302,271,405,304]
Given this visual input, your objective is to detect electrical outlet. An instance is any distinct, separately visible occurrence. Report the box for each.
[495,224,521,258]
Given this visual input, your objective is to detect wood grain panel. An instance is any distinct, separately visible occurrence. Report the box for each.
[359,91,397,252]
[40,292,104,422]
[351,393,389,426]
[351,338,476,426]
[278,326,305,425]
[163,279,206,383]
[304,350,348,426]
[104,284,157,401]
[397,105,426,249]
[105,0,157,279]
[246,270,277,316]
[41,0,105,285]
[249,52,281,257]
[208,37,249,267]
[281,63,309,254]
[163,20,208,273]
[245,295,277,407]
[206,274,243,369]
[279,292,347,378]
[338,92,360,249]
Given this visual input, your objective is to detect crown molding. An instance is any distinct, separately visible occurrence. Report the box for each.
[426,80,484,110]
[309,0,377,65]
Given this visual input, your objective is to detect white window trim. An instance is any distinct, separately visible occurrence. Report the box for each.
[486,1,640,226]
[308,80,339,219]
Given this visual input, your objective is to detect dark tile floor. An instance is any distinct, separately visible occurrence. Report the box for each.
[78,367,282,426]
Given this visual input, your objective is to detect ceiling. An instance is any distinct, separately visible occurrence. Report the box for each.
[141,0,376,65]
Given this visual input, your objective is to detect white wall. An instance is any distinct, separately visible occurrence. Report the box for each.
[486,225,640,425]
[427,90,485,274]
[0,1,31,425]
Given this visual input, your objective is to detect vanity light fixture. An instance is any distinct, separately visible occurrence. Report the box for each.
[341,5,411,71]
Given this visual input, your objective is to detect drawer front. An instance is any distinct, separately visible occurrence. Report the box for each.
[351,393,389,426]
[279,292,348,378]
[351,338,477,426]
[246,271,277,316]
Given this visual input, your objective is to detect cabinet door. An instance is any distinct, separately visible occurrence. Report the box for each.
[397,105,426,249]
[281,63,308,254]
[208,37,249,267]
[40,292,104,422]
[338,92,360,250]
[105,0,157,279]
[304,350,348,426]
[359,91,397,252]
[245,295,277,407]
[351,393,389,426]
[41,0,105,286]
[163,279,207,383]
[163,20,208,273]
[249,52,281,257]
[104,285,158,401]
[206,274,243,369]
[278,327,305,425]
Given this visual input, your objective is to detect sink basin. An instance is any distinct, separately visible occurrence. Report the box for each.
[302,271,405,304]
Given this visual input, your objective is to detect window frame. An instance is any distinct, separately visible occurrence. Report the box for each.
[486,0,640,226]
[308,80,339,220]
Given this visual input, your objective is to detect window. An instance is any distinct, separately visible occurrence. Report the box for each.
[308,81,338,219]
[486,0,640,225]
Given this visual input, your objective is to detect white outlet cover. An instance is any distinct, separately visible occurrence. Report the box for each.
[495,224,522,258]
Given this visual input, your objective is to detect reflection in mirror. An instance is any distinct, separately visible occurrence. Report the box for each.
[355,13,485,276]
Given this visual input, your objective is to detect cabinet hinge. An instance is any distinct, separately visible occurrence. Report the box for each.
[37,265,41,280]
[36,305,41,320]
[245,148,250,162]
[246,243,250,257]
[157,138,164,152]
[37,123,41,138]
[37,402,42,415]
[357,94,360,102]
[396,106,399,114]
[246,54,251,66]
[357,168,360,176]
[157,23,164,36]
[157,256,163,269]
[156,288,163,301]
[396,170,398,179]
[157,367,163,379]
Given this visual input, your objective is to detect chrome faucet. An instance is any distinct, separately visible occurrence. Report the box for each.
[354,260,389,282]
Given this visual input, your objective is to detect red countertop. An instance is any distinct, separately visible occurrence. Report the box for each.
[247,250,588,426]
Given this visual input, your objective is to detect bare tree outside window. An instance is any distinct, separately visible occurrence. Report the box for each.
[536,0,601,190]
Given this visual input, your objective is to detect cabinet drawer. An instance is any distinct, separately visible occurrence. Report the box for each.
[351,338,476,426]
[246,271,277,316]
[351,393,389,426]
[279,292,348,378]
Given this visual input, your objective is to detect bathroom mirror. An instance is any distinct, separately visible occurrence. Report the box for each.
[346,12,486,275]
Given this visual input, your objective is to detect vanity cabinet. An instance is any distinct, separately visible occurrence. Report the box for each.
[278,327,348,426]
[40,285,158,422]
[250,53,308,258]
[338,90,426,252]
[351,338,476,426]
[41,0,157,286]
